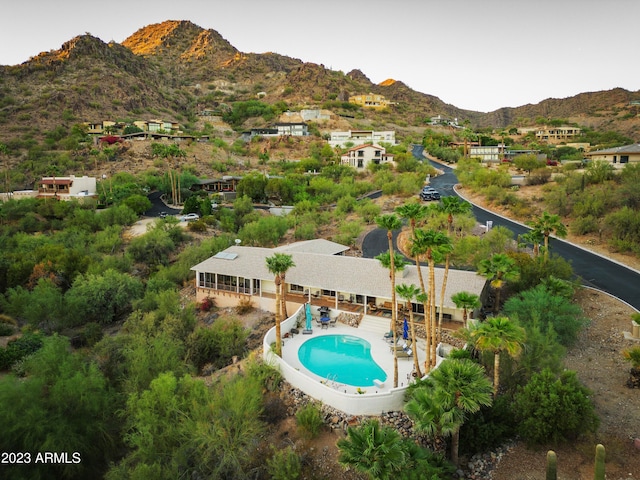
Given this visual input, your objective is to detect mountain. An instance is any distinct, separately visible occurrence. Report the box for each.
[1,19,640,142]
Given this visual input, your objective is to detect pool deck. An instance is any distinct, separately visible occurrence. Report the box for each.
[280,323,428,395]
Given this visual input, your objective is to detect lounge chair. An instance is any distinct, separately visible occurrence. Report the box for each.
[390,342,409,352]
[396,348,413,359]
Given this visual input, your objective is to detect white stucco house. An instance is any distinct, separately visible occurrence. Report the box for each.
[340,144,395,170]
[190,239,487,324]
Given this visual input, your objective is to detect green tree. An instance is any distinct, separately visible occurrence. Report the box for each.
[477,253,520,313]
[65,269,144,326]
[451,291,481,327]
[337,419,406,480]
[437,196,472,236]
[122,193,152,215]
[395,283,423,377]
[468,316,526,395]
[265,253,295,356]
[0,335,119,479]
[375,213,403,385]
[406,359,493,466]
[236,172,267,203]
[530,211,568,262]
[502,284,587,346]
[513,369,599,444]
[412,228,450,368]
[513,154,545,174]
[376,251,407,388]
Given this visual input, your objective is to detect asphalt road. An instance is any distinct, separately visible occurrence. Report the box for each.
[362,146,640,310]
[144,191,182,217]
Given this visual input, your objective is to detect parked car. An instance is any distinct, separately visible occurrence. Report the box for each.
[180,213,200,221]
[420,186,440,201]
[159,211,168,218]
[546,159,558,166]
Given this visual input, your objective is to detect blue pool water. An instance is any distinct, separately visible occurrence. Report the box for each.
[298,334,387,387]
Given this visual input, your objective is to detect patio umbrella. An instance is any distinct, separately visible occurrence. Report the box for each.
[403,317,409,340]
[305,303,312,331]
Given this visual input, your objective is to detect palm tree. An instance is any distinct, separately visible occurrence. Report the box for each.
[412,228,450,369]
[541,275,575,299]
[451,291,481,327]
[337,419,406,480]
[265,253,295,356]
[375,214,403,381]
[437,196,472,236]
[406,358,493,466]
[376,251,407,388]
[469,316,526,395]
[477,253,520,313]
[530,211,568,262]
[395,283,422,378]
[518,229,544,257]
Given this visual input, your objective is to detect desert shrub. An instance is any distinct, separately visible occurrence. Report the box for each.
[186,319,248,371]
[459,395,517,455]
[503,284,587,346]
[246,358,282,392]
[571,215,599,235]
[0,324,15,336]
[481,184,507,203]
[266,446,302,480]
[187,219,208,232]
[0,332,44,370]
[514,369,599,444]
[235,297,254,315]
[296,403,324,440]
[526,168,551,185]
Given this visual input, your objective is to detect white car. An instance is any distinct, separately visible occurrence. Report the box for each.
[181,213,200,222]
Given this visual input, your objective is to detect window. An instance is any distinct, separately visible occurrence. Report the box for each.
[218,274,236,291]
[199,272,215,288]
[621,155,629,164]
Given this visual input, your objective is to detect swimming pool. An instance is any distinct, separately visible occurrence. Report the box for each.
[297,334,387,387]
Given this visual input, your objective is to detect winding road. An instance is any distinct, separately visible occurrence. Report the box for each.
[362,146,640,311]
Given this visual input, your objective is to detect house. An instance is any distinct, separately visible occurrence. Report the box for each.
[517,125,582,143]
[241,123,309,142]
[470,145,543,163]
[340,144,394,170]
[329,130,396,148]
[191,240,487,324]
[535,126,581,142]
[189,176,241,201]
[348,93,394,110]
[584,143,640,168]
[275,122,309,136]
[37,175,98,201]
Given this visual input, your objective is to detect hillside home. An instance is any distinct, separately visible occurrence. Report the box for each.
[340,144,394,170]
[470,145,543,163]
[329,130,396,148]
[516,126,582,143]
[191,240,487,325]
[37,175,98,201]
[241,123,309,142]
[348,93,394,110]
[584,143,640,168]
[189,176,241,200]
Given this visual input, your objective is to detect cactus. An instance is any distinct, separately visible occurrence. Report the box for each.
[594,444,605,480]
[545,444,605,479]
[546,450,557,480]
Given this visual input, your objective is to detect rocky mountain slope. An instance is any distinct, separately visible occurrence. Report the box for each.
[1,19,640,140]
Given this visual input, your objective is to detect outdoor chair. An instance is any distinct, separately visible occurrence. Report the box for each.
[396,348,413,359]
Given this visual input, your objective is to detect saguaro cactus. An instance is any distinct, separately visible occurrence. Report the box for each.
[594,444,605,480]
[546,450,557,480]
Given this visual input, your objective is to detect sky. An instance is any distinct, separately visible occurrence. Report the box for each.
[2,0,640,112]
